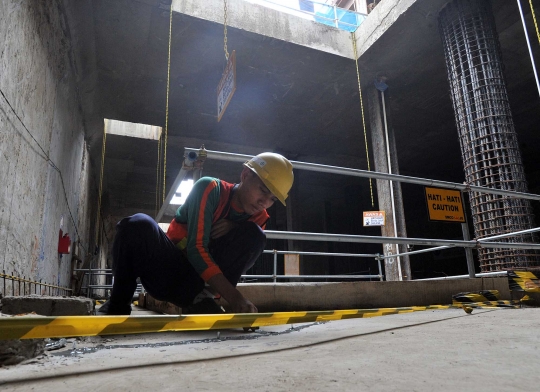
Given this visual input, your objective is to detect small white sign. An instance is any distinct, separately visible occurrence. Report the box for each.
[363,211,386,226]
[217,50,236,122]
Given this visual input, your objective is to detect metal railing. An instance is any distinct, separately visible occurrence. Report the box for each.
[173,148,540,281]
[1,270,73,297]
[245,249,383,282]
[74,248,383,297]
[249,0,367,32]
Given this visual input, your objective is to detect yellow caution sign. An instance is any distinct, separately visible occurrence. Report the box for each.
[425,187,466,222]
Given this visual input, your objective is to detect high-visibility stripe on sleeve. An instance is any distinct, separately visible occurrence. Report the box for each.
[191,179,222,280]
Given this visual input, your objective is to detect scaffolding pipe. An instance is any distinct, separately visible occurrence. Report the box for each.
[262,250,378,258]
[377,227,540,260]
[242,274,381,280]
[183,148,540,201]
[416,271,506,281]
[265,230,540,250]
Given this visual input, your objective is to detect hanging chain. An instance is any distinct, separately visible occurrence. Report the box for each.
[352,32,374,207]
[530,0,540,45]
[95,125,107,248]
[163,4,173,204]
[224,0,230,61]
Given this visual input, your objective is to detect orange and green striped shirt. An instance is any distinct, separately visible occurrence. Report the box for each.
[167,177,269,281]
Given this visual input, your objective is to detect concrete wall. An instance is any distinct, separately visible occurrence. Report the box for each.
[0,1,94,295]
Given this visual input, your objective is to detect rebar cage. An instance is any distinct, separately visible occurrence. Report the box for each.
[439,0,539,271]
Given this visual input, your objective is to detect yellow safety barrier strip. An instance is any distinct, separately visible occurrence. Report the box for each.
[452,300,518,308]
[0,306,454,340]
[452,290,500,303]
[0,303,518,341]
[507,270,540,293]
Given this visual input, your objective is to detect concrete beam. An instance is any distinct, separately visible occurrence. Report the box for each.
[236,277,511,312]
[353,0,449,58]
[173,0,354,58]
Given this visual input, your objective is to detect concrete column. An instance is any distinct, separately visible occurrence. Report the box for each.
[286,170,299,272]
[367,84,411,281]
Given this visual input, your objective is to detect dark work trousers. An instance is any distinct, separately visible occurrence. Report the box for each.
[108,213,266,314]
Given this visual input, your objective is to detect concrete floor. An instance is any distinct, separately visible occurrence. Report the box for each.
[0,307,539,391]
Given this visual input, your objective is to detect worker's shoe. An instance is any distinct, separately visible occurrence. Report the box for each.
[183,298,225,314]
[96,299,131,315]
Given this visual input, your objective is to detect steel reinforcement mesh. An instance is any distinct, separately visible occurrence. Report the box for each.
[438,0,539,271]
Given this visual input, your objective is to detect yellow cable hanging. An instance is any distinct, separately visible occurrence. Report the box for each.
[530,0,540,45]
[95,125,107,248]
[163,4,173,204]
[224,0,230,61]
[352,31,374,208]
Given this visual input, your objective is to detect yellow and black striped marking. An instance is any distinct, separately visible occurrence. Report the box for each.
[508,270,540,293]
[0,303,518,341]
[452,300,518,308]
[0,306,454,340]
[452,290,500,303]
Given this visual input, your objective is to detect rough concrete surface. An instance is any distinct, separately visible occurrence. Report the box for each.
[0,0,96,294]
[1,295,94,316]
[0,307,538,390]
[0,339,45,367]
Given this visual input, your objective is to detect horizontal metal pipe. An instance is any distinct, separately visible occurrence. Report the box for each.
[262,250,378,258]
[184,148,540,201]
[415,271,507,281]
[242,274,381,279]
[476,227,540,242]
[266,230,476,248]
[74,269,111,272]
[265,230,540,250]
[378,245,453,259]
[85,284,143,289]
[382,227,540,260]
[80,273,112,276]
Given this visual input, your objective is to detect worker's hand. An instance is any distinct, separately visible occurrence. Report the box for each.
[230,297,258,313]
[206,274,257,313]
[210,219,238,239]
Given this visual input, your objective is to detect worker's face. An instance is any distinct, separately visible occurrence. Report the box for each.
[238,168,277,214]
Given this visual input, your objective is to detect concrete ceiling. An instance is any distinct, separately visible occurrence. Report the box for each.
[65,0,540,235]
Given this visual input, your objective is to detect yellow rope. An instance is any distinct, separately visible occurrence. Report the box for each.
[156,135,161,215]
[530,0,540,45]
[95,125,107,246]
[352,32,374,207]
[163,5,173,204]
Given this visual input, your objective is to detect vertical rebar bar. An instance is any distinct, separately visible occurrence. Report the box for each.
[439,0,539,271]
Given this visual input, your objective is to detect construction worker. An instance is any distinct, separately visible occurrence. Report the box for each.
[99,152,294,315]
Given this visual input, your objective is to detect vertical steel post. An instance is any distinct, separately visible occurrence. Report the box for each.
[461,222,476,278]
[273,250,277,283]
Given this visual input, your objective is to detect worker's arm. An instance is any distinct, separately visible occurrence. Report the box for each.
[210,219,238,239]
[207,273,258,313]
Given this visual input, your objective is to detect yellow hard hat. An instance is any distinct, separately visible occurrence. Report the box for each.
[244,153,294,206]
